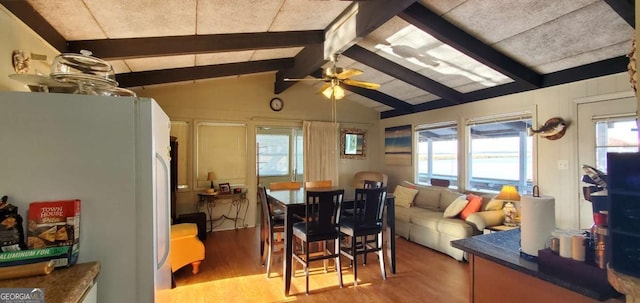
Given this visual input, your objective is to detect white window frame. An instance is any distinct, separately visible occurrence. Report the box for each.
[466,112,533,194]
[415,121,458,187]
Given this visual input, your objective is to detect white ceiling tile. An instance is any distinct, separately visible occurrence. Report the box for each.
[197,0,282,34]
[443,0,598,44]
[125,55,195,72]
[495,1,633,68]
[379,79,427,101]
[251,47,303,61]
[196,51,255,66]
[83,0,197,38]
[269,1,351,31]
[405,94,439,105]
[418,0,466,15]
[534,41,632,74]
[108,60,130,74]
[27,0,106,40]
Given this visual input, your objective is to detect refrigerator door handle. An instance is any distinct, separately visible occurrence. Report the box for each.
[156,152,171,270]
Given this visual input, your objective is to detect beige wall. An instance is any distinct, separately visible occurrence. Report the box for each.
[134,75,381,229]
[380,72,634,230]
[0,5,59,91]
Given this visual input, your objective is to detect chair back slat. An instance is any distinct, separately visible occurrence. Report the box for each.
[305,189,344,230]
[352,187,387,228]
[363,180,383,189]
[304,180,332,188]
[269,181,301,190]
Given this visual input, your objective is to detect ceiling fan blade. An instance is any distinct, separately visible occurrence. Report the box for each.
[343,79,380,90]
[284,78,324,82]
[335,68,363,80]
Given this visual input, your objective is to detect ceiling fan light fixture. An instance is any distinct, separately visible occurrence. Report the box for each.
[321,85,345,100]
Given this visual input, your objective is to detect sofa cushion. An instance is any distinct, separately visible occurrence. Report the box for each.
[484,198,504,211]
[443,195,468,218]
[394,185,418,208]
[459,193,483,220]
[437,218,474,238]
[408,210,444,231]
[413,185,441,210]
[439,189,465,210]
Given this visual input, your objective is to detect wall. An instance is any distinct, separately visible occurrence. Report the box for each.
[134,75,381,228]
[380,72,634,230]
[0,5,59,91]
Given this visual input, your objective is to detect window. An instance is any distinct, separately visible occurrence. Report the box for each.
[595,116,638,172]
[467,114,532,194]
[196,122,247,188]
[415,122,458,187]
[170,121,190,189]
[257,127,303,177]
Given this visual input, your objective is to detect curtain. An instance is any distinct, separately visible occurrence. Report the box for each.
[303,121,339,185]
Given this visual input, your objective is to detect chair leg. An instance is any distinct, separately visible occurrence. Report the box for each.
[265,237,272,279]
[335,236,343,288]
[191,261,201,275]
[305,241,310,295]
[377,231,386,280]
[351,234,358,286]
[362,236,367,265]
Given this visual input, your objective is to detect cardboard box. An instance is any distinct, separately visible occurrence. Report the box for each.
[26,200,80,266]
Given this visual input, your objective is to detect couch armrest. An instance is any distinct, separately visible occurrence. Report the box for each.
[465,210,504,231]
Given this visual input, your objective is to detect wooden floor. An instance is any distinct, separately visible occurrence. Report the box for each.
[171,227,470,303]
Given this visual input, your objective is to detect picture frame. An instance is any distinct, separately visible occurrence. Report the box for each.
[219,183,231,194]
[340,128,366,160]
[385,125,412,166]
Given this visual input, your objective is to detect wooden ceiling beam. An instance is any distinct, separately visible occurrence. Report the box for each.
[68,31,324,60]
[399,3,542,89]
[117,58,293,87]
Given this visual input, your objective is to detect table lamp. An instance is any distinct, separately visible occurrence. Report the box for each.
[206,172,217,194]
[496,185,521,227]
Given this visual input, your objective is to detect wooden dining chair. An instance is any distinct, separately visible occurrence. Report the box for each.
[292,189,344,294]
[269,181,302,191]
[304,180,332,188]
[363,179,383,188]
[339,187,387,286]
[258,187,285,279]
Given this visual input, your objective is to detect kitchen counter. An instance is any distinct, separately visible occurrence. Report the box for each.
[0,261,100,303]
[452,229,621,302]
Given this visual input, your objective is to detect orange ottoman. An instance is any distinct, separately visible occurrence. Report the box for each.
[170,223,205,274]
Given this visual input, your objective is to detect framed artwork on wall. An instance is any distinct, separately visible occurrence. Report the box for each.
[385,125,412,166]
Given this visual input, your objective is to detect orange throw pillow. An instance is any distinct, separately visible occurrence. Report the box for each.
[460,194,483,220]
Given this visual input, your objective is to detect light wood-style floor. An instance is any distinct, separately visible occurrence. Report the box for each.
[171,227,470,303]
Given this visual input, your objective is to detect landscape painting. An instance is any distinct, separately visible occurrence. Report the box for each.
[385,125,412,166]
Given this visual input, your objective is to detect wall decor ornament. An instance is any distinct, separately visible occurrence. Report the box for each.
[340,128,366,160]
[384,125,412,166]
[527,117,569,140]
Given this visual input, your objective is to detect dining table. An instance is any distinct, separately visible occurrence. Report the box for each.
[266,187,396,296]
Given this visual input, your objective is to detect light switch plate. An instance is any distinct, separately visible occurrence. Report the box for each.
[558,160,569,170]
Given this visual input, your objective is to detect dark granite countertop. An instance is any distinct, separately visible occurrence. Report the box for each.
[452,229,619,301]
[0,262,100,303]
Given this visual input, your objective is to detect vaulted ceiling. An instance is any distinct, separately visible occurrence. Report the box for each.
[2,0,635,119]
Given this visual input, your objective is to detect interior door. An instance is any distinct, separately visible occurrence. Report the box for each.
[576,96,637,229]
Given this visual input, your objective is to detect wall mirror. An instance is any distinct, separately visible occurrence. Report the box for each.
[340,128,366,159]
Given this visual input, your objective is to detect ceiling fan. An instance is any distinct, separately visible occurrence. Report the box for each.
[284,53,380,100]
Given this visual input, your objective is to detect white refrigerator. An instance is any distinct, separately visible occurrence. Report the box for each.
[0,91,172,303]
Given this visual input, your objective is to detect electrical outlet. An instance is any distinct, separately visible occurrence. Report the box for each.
[558,160,569,170]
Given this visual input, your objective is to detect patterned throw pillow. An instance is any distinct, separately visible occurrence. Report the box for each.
[394,185,418,208]
[443,195,469,218]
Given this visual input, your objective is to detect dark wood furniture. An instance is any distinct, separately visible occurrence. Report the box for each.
[266,187,396,296]
[340,187,387,286]
[258,186,285,278]
[292,189,344,294]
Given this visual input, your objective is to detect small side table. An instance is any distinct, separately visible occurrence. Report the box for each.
[484,225,519,234]
[197,191,248,231]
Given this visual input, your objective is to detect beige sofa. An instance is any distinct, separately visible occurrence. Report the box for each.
[394,181,505,261]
